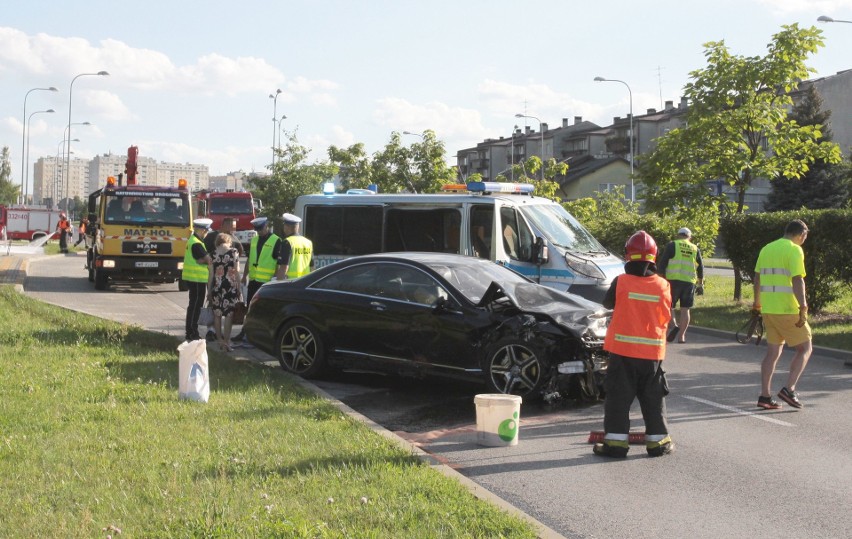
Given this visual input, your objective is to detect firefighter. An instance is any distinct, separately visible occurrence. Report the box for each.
[275,213,313,280]
[182,218,213,342]
[594,231,674,458]
[232,217,282,346]
[56,213,72,253]
[73,217,89,247]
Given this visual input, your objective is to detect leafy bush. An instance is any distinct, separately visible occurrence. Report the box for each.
[563,187,719,258]
[719,208,852,311]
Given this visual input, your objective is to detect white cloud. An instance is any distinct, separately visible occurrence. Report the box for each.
[372,97,488,140]
[0,27,337,101]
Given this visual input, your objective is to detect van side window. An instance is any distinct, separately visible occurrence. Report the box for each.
[384,208,461,254]
[470,205,494,259]
[499,207,534,261]
[305,206,382,255]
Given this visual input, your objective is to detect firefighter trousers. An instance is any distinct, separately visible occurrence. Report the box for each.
[603,354,669,436]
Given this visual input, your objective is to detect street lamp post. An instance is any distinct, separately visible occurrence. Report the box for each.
[514,113,544,180]
[66,71,109,207]
[21,86,58,204]
[269,89,282,168]
[594,76,634,201]
[24,109,55,206]
[818,15,852,23]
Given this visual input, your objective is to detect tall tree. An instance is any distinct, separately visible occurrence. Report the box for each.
[766,85,850,210]
[251,131,337,230]
[638,24,842,299]
[327,143,373,192]
[495,157,566,201]
[0,146,19,205]
[371,130,456,194]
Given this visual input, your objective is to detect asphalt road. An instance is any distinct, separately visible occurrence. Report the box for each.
[23,252,852,539]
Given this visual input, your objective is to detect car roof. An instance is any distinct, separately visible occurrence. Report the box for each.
[341,251,494,268]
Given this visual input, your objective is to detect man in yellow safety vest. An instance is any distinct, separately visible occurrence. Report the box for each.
[275,213,313,280]
[657,227,704,343]
[753,219,811,410]
[232,216,282,346]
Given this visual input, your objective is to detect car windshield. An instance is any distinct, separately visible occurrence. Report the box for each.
[104,192,190,226]
[520,204,607,253]
[431,261,528,303]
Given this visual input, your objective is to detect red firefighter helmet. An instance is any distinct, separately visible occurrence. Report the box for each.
[625,230,657,263]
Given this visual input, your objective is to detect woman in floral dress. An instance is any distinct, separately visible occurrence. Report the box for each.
[207,233,242,351]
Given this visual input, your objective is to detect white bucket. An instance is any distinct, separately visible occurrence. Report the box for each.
[474,394,522,447]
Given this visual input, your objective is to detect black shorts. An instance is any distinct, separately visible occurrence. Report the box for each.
[669,280,695,308]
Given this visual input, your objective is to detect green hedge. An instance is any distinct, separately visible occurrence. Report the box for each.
[719,209,852,311]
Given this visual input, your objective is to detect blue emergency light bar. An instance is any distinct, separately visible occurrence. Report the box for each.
[467,181,535,194]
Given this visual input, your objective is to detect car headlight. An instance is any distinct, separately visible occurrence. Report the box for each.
[564,252,606,279]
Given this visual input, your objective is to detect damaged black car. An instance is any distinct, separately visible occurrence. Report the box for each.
[243,252,611,400]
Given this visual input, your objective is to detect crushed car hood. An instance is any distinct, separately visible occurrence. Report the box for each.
[478,281,610,339]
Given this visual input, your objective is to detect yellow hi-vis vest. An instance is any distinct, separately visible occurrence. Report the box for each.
[665,239,698,283]
[285,235,313,278]
[248,233,280,283]
[755,237,806,314]
[181,234,209,283]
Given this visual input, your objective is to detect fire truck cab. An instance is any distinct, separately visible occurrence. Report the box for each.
[192,190,261,251]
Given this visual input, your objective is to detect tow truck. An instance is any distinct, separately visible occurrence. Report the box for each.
[86,146,193,290]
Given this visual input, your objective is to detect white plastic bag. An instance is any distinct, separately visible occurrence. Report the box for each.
[177,339,210,402]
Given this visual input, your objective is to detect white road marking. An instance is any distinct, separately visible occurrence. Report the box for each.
[681,395,796,427]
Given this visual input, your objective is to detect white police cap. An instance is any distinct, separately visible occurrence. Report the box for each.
[677,227,692,237]
[282,212,302,224]
[193,218,213,230]
[250,216,268,229]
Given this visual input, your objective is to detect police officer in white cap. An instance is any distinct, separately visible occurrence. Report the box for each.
[182,218,213,341]
[657,226,704,343]
[232,216,282,346]
[275,213,314,280]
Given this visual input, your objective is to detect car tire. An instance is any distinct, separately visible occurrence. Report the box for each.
[276,318,326,378]
[483,337,546,397]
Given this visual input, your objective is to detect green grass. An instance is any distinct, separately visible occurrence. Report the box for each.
[0,287,537,538]
[694,275,852,351]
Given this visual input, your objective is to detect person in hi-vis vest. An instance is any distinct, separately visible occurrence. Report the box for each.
[595,231,674,458]
[753,219,811,410]
[275,213,313,280]
[182,218,213,342]
[232,217,282,346]
[656,227,704,343]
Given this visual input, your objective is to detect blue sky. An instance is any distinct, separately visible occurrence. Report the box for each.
[3,0,852,192]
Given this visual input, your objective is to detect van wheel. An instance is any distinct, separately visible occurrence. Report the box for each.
[276,319,326,378]
[483,337,546,397]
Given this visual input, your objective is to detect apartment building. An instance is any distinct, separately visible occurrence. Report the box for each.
[31,153,209,208]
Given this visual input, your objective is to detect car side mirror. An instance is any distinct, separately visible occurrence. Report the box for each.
[431,296,458,314]
[534,236,548,265]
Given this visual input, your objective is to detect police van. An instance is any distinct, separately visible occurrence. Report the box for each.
[294,182,624,302]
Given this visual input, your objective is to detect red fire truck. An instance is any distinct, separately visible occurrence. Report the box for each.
[0,204,64,242]
[192,189,262,250]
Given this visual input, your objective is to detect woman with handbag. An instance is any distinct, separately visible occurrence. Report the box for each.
[207,233,243,352]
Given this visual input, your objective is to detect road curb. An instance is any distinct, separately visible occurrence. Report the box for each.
[689,325,852,362]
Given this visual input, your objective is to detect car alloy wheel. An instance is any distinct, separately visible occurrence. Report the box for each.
[277,319,326,378]
[485,337,544,397]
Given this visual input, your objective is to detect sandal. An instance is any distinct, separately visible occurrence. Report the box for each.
[218,340,233,352]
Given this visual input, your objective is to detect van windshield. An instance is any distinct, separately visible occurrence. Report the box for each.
[519,204,607,254]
